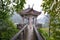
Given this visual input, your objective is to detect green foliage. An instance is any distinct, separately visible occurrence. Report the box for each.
[38,28,55,40]
[0,19,19,40]
[0,0,25,40]
[42,0,60,40]
[15,0,26,12]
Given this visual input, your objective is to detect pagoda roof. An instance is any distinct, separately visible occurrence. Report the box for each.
[19,8,41,16]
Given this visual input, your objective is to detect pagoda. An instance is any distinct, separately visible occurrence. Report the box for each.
[19,6,41,28]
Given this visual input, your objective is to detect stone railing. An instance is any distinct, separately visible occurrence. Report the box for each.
[33,25,45,40]
[11,24,28,40]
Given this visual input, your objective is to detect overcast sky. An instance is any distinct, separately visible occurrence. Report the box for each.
[24,0,43,12]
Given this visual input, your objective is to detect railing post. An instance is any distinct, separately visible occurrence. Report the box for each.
[17,34,21,40]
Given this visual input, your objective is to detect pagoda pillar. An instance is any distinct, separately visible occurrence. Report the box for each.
[22,16,24,26]
[34,17,37,26]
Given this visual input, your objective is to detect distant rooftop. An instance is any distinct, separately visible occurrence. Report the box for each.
[19,7,41,16]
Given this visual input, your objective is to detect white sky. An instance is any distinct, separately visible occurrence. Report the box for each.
[24,0,43,12]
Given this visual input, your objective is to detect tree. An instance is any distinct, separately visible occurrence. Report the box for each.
[0,0,26,40]
[42,0,60,40]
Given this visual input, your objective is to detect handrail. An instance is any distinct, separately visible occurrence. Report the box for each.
[33,25,45,40]
[40,33,46,40]
[11,24,28,40]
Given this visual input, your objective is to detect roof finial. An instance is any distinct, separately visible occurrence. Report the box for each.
[32,4,34,9]
[28,5,30,8]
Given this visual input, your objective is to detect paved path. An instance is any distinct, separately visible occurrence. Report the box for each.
[26,25,36,40]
